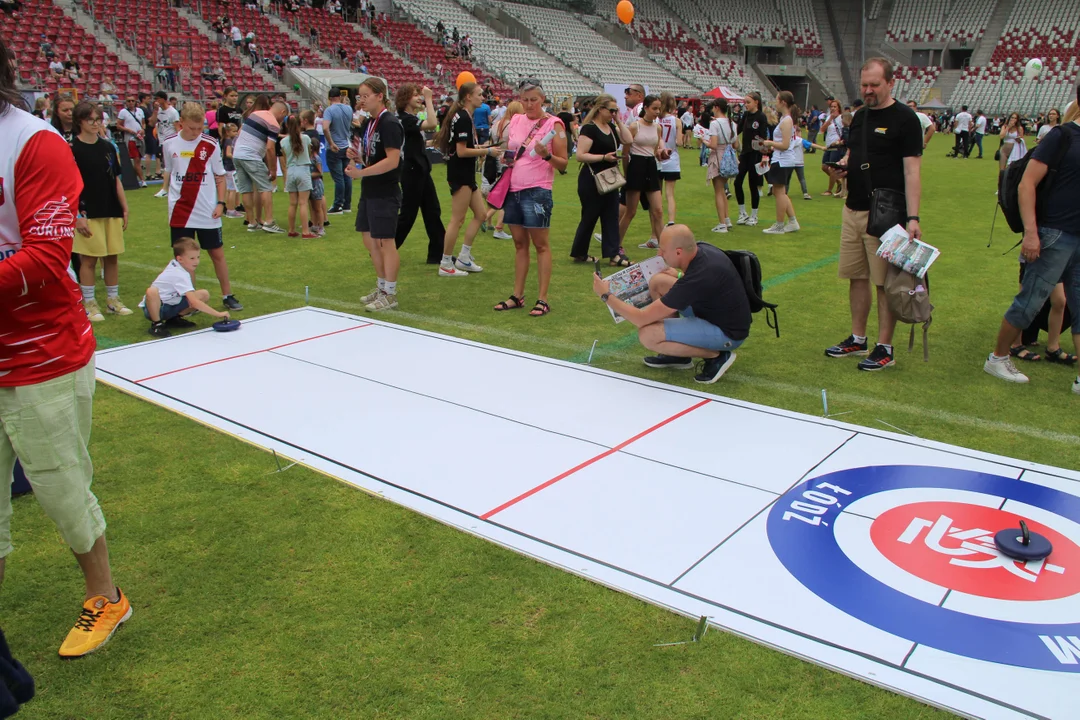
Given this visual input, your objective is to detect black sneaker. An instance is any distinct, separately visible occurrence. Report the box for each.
[323,220,331,227]
[695,351,737,384]
[222,295,244,311]
[857,344,895,372]
[327,206,344,215]
[147,321,171,338]
[165,315,196,328]
[643,354,694,369]
[825,335,869,358]
[235,204,246,213]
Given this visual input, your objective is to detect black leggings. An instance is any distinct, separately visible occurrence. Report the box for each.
[571,170,621,260]
[734,154,762,209]
[395,167,446,261]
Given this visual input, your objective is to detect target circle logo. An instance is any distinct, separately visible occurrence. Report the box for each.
[766,465,1080,672]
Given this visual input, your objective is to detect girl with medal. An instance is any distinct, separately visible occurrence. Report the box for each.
[434,81,502,277]
[346,78,404,312]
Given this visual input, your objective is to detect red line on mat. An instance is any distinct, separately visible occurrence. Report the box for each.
[135,324,373,383]
[480,398,711,520]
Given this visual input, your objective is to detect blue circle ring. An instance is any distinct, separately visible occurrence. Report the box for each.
[766,465,1080,671]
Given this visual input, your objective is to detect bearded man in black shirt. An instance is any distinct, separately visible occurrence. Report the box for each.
[825,57,924,372]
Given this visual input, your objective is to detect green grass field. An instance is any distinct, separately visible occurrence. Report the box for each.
[7,137,1079,719]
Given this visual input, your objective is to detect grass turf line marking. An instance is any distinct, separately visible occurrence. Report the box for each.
[117,261,1076,446]
[480,399,711,519]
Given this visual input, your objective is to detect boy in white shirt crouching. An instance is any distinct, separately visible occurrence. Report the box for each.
[139,237,230,338]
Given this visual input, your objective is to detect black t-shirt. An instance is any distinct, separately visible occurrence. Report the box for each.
[70,137,123,219]
[661,243,752,341]
[845,102,923,213]
[216,104,243,132]
[398,110,430,172]
[359,110,403,198]
[1031,122,1080,235]
[578,122,619,174]
[436,104,450,127]
[558,111,575,136]
[446,109,476,186]
[738,110,768,160]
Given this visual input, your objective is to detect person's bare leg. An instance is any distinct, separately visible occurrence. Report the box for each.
[207,247,231,296]
[260,190,274,225]
[664,181,676,224]
[443,186,470,255]
[532,230,551,302]
[242,191,257,224]
[363,233,385,279]
[648,271,677,301]
[850,278,872,337]
[298,190,310,232]
[618,193,639,242]
[638,323,718,358]
[875,285,897,346]
[144,286,162,321]
[78,255,98,288]
[1046,284,1068,352]
[103,255,119,287]
[994,318,1024,357]
[774,186,788,223]
[287,193,298,233]
[73,535,118,602]
[379,239,399,282]
[509,226,529,298]
[647,191,663,242]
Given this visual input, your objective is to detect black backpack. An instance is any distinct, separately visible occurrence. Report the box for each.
[998,124,1076,234]
[724,249,779,337]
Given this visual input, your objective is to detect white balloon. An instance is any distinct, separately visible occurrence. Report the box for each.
[1023,58,1043,80]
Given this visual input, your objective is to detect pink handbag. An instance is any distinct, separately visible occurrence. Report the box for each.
[487,118,546,209]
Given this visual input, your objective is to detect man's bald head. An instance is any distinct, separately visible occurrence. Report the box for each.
[660,224,697,253]
[271,100,289,120]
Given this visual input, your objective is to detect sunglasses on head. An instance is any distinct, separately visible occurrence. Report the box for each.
[517,78,542,91]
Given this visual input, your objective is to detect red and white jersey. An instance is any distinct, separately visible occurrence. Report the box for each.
[0,106,94,387]
[163,133,225,229]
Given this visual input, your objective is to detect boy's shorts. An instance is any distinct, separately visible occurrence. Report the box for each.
[310,177,324,201]
[142,296,190,321]
[0,360,104,557]
[355,193,401,240]
[74,217,125,257]
[170,226,223,251]
[286,172,313,193]
[225,170,237,192]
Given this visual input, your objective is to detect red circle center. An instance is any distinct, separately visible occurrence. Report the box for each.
[869,501,1080,601]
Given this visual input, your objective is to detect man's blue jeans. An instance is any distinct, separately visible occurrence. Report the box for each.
[326,148,352,210]
[1005,227,1080,336]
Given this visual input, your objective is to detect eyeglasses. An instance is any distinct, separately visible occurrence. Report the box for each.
[88,117,102,124]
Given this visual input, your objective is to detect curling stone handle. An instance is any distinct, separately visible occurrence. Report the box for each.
[1019,520,1030,546]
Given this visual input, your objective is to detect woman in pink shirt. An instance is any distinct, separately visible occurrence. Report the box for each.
[492,78,568,317]
[205,100,219,139]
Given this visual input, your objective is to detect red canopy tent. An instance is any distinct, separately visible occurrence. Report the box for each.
[703,86,745,102]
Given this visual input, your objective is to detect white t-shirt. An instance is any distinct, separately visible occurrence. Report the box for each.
[707,117,735,146]
[770,118,797,167]
[975,115,987,134]
[163,134,226,230]
[1037,124,1054,142]
[620,101,643,127]
[49,60,63,73]
[914,111,932,133]
[141,259,195,308]
[117,107,143,135]
[955,111,972,133]
[658,115,681,172]
[231,26,242,42]
[824,115,843,146]
[680,111,693,128]
[157,105,180,143]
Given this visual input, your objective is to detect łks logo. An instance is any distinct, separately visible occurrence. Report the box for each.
[767,465,1080,671]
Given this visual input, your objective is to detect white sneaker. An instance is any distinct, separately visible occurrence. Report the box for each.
[246,222,262,232]
[744,216,759,226]
[1073,379,1080,395]
[365,292,397,311]
[983,355,1029,383]
[83,300,104,322]
[439,264,469,277]
[725,219,734,228]
[261,223,286,234]
[455,257,483,273]
[736,212,749,225]
[638,238,659,249]
[593,233,602,243]
[784,219,801,233]
[154,189,167,198]
[803,193,812,200]
[360,287,381,304]
[710,223,728,233]
[138,181,147,188]
[762,222,787,234]
[493,230,512,239]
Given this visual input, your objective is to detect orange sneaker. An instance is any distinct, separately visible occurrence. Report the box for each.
[58,588,132,658]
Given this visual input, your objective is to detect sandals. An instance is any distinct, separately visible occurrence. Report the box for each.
[1045,347,1078,365]
[820,191,834,196]
[609,253,631,267]
[1010,346,1041,362]
[529,299,551,317]
[493,295,525,311]
[573,255,598,264]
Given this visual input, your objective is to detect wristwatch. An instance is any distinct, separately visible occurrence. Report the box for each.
[600,293,611,302]
[908,215,920,221]
[217,201,227,208]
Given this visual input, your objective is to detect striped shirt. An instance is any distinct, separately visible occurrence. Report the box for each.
[233,110,280,162]
[163,134,225,229]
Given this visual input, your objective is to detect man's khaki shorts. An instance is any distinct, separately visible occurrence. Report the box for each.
[0,360,105,557]
[838,206,889,287]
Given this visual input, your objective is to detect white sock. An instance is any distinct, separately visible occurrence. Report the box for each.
[459,244,472,262]
[725,217,732,226]
[385,281,397,296]
[81,285,95,302]
[738,204,746,215]
[750,208,758,219]
[441,254,453,266]
[106,285,119,299]
[853,335,867,345]
[990,353,1008,362]
[377,277,386,292]
[880,343,893,353]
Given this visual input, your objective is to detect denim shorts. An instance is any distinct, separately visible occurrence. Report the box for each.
[663,306,745,353]
[142,296,190,321]
[310,177,324,201]
[285,171,313,193]
[503,187,553,229]
[1004,227,1080,334]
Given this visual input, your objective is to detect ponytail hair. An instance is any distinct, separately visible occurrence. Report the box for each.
[434,81,477,154]
[286,114,304,160]
[659,91,676,116]
[639,95,659,118]
[359,76,391,111]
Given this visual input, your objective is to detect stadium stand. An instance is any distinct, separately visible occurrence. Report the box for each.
[393,0,599,97]
[198,1,328,70]
[886,0,996,44]
[657,0,821,57]
[891,65,942,104]
[79,0,275,97]
[2,0,149,98]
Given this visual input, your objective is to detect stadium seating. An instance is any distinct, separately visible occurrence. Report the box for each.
[886,0,995,44]
[392,0,598,97]
[198,0,328,69]
[638,0,822,57]
[3,0,149,98]
[79,0,274,97]
[491,1,697,94]
[891,65,941,104]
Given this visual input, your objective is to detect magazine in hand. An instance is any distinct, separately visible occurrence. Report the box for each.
[603,256,668,323]
[876,225,940,279]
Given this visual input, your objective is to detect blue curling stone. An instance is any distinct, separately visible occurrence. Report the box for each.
[212,319,242,332]
[995,520,1052,562]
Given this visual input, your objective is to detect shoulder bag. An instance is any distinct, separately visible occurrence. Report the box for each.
[858,108,908,238]
[586,125,626,195]
[487,117,546,209]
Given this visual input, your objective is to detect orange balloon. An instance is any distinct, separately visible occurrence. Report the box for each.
[456,71,477,89]
[616,0,634,24]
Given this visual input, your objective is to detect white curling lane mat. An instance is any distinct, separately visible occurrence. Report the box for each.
[96,307,1080,720]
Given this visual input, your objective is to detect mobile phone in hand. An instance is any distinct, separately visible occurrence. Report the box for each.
[594,259,601,278]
